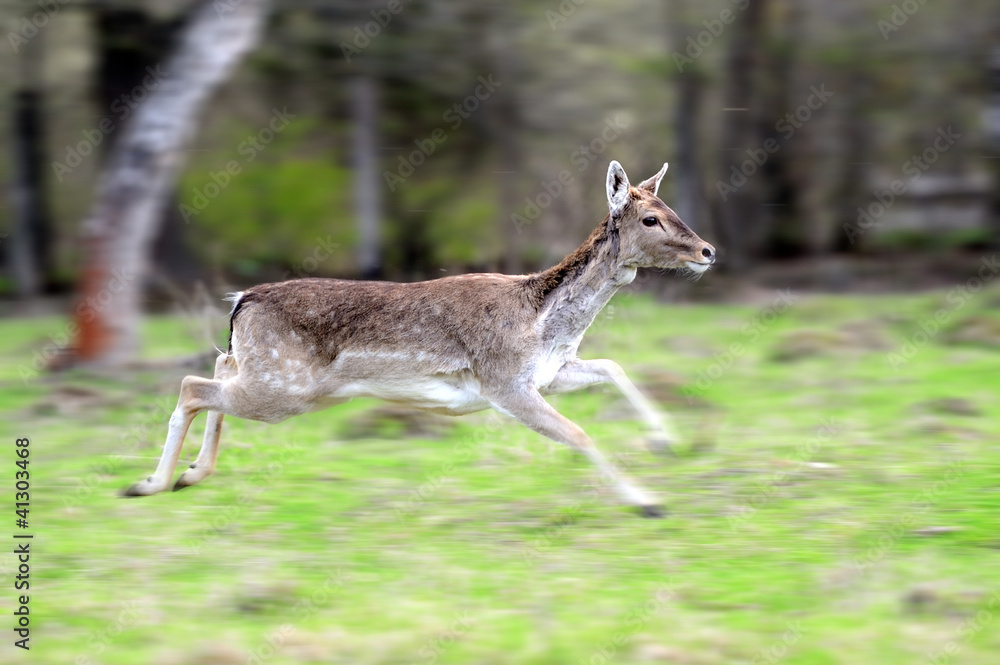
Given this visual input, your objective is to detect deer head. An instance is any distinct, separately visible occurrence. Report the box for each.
[606,160,715,274]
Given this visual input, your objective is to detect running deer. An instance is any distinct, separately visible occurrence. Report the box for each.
[124,160,716,516]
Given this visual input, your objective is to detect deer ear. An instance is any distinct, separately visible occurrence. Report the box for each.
[606,160,631,218]
[637,162,669,196]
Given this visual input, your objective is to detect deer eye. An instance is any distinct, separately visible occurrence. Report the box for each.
[642,216,658,227]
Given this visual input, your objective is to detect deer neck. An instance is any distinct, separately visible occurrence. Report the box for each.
[533,218,636,343]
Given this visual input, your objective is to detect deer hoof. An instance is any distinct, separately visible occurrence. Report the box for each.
[174,466,211,490]
[121,480,159,497]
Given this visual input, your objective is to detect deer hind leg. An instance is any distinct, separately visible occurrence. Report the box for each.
[122,373,226,497]
[489,386,662,517]
[174,354,237,491]
[545,359,678,456]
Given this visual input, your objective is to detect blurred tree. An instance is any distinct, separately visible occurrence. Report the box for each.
[7,0,993,292]
[755,1,801,257]
[832,60,876,254]
[669,0,710,235]
[481,1,526,273]
[989,28,1000,249]
[351,74,382,278]
[91,6,203,291]
[712,0,768,273]
[7,20,50,299]
[62,0,270,368]
[300,3,390,279]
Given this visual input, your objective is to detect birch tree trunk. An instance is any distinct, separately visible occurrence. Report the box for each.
[67,0,270,367]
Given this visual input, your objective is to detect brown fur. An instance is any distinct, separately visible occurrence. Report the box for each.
[231,275,540,370]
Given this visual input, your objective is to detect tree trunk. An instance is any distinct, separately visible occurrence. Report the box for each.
[670,1,707,236]
[93,8,203,294]
[484,3,523,274]
[988,40,1000,249]
[351,75,382,279]
[756,3,799,258]
[674,69,707,235]
[713,0,768,272]
[64,0,270,368]
[833,67,875,253]
[8,33,51,299]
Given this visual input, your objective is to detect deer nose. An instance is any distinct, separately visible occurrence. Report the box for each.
[701,245,715,262]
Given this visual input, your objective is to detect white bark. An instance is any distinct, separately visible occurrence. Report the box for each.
[76,0,270,365]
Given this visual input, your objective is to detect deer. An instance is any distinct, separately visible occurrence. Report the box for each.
[123,160,716,516]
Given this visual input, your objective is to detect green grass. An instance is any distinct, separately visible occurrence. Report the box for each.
[4,288,1000,664]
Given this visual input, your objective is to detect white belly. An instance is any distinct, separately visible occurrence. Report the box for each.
[335,372,488,415]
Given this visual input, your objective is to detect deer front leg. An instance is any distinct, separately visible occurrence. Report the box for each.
[488,386,662,517]
[544,359,677,455]
[122,375,223,497]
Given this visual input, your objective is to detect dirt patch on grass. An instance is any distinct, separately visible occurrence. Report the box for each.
[769,329,852,362]
[943,315,1000,348]
[911,397,982,417]
[341,404,454,440]
[770,319,894,362]
[31,383,124,417]
[636,367,715,409]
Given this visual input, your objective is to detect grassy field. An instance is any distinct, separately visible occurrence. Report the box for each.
[3,287,1000,664]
